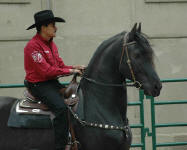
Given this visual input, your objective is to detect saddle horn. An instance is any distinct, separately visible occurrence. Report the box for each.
[64,73,79,99]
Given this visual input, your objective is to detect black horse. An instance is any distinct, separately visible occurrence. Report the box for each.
[0,23,162,150]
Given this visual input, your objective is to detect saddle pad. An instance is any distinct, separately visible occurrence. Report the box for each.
[7,100,53,129]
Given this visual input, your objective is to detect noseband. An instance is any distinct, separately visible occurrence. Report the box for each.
[82,32,142,89]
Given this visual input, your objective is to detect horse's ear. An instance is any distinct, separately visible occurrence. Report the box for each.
[137,22,141,33]
[129,23,137,41]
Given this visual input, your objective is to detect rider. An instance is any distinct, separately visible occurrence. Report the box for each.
[24,10,85,150]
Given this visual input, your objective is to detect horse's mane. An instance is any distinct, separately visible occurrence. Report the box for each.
[86,31,154,71]
[87,32,125,67]
[96,31,126,52]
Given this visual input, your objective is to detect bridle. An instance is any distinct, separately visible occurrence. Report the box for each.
[119,32,142,89]
[82,32,142,89]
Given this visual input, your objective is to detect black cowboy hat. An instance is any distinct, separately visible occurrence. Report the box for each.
[26,10,65,30]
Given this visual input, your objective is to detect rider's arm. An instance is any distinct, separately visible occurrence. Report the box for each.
[25,43,72,79]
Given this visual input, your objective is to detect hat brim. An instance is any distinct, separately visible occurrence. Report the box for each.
[26,17,65,30]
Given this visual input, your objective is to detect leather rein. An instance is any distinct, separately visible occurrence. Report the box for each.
[82,32,142,89]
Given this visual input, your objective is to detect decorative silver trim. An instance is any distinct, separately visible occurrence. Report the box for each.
[72,94,76,98]
[67,106,128,132]
[32,109,40,113]
[16,102,28,113]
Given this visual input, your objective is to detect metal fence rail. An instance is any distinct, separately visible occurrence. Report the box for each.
[128,90,146,150]
[146,78,187,150]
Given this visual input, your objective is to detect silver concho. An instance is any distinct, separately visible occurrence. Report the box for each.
[71,94,76,98]
[99,124,103,128]
[105,125,109,129]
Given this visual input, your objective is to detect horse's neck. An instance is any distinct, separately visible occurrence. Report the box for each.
[81,47,127,124]
[81,82,127,125]
[85,46,122,83]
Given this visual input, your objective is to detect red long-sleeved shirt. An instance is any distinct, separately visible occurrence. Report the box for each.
[24,33,73,83]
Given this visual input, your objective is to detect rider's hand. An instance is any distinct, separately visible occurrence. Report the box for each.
[73,65,86,70]
[69,69,82,75]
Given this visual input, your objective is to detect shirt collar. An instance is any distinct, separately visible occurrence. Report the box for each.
[35,33,53,45]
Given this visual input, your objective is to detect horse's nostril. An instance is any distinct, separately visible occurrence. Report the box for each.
[154,82,162,90]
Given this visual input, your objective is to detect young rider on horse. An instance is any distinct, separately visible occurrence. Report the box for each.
[24,10,85,150]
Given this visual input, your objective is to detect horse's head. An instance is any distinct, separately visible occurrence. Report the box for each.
[119,23,162,97]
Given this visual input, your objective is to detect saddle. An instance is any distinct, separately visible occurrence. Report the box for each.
[18,74,80,150]
[17,74,79,115]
